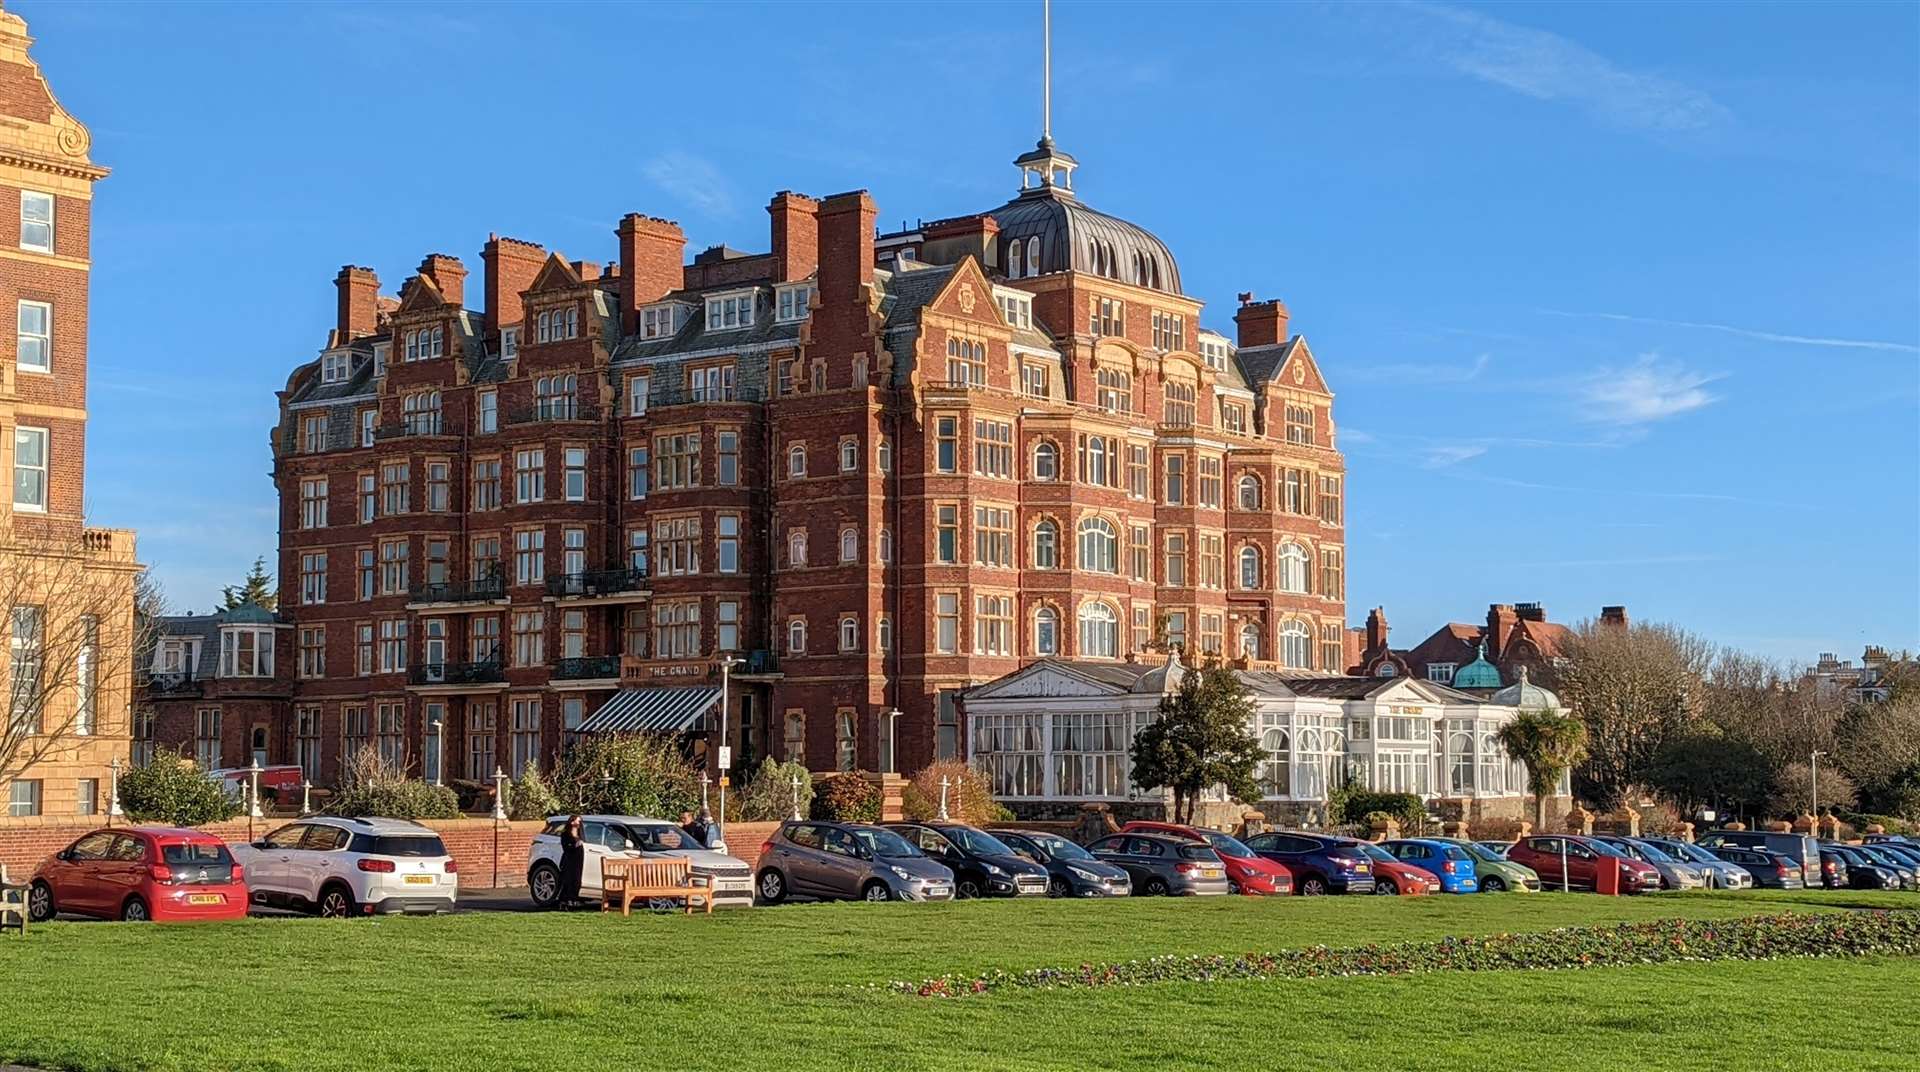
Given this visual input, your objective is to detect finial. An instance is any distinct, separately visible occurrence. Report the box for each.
[1517,665,1530,686]
[1042,0,1052,141]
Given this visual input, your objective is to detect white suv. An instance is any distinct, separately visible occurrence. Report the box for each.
[526,815,754,908]
[233,816,457,917]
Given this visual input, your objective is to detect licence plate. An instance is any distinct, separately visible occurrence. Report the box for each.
[1356,864,1371,872]
[716,878,752,892]
[1202,868,1222,879]
[926,885,951,897]
[404,874,434,885]
[188,894,224,905]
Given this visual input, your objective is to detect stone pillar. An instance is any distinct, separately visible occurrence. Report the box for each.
[1367,814,1401,843]
[1235,811,1268,840]
[1816,814,1844,841]
[1725,821,1747,832]
[1672,821,1695,843]
[1864,822,1887,836]
[1442,820,1472,839]
[1765,819,1794,834]
[1564,805,1593,836]
[1074,803,1118,846]
[869,773,907,822]
[1790,813,1816,835]
[1511,820,1533,841]
[1612,807,1641,837]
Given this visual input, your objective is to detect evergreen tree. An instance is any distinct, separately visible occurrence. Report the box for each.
[1496,709,1590,830]
[1129,661,1263,824]
[220,557,277,611]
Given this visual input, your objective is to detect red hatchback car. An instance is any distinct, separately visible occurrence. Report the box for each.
[1353,841,1438,895]
[29,827,249,923]
[1507,834,1662,894]
[1121,821,1294,895]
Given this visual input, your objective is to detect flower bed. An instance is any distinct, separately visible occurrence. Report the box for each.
[887,912,1920,998]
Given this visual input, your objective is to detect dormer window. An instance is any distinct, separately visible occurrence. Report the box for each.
[1199,337,1231,371]
[404,326,445,362]
[1150,312,1185,351]
[219,627,275,678]
[536,306,580,343]
[1089,297,1123,337]
[994,289,1032,330]
[640,303,686,340]
[372,341,390,376]
[775,284,812,323]
[501,326,520,359]
[321,352,351,384]
[705,291,755,332]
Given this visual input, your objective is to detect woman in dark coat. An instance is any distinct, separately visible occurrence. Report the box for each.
[557,814,585,907]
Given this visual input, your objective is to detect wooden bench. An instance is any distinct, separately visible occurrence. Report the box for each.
[600,858,711,916]
[0,864,28,937]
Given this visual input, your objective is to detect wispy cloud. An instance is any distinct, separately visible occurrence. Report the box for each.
[1420,443,1488,469]
[1578,353,1722,424]
[1346,352,1491,384]
[1441,470,1813,512]
[642,152,737,217]
[1505,553,1720,569]
[1542,310,1920,354]
[1404,3,1731,136]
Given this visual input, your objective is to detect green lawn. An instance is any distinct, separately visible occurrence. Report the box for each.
[2,891,1915,1071]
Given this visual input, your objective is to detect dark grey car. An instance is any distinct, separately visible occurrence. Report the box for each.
[1085,832,1231,896]
[755,822,955,904]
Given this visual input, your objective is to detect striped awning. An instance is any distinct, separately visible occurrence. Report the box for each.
[577,687,721,735]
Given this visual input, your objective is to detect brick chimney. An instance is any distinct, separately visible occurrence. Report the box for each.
[1364,607,1390,656]
[921,213,1002,271]
[334,266,379,343]
[616,214,686,333]
[1600,605,1629,629]
[481,234,546,336]
[817,190,877,302]
[1487,604,1519,661]
[417,254,466,308]
[1233,295,1290,348]
[769,191,820,283]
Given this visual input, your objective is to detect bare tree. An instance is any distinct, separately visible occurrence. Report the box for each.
[1699,648,1844,768]
[1556,620,1711,810]
[0,530,150,786]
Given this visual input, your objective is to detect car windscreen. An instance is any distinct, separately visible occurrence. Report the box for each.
[161,843,233,866]
[1441,846,1470,861]
[1463,842,1506,865]
[1629,840,1677,863]
[1356,843,1396,864]
[353,834,446,857]
[946,828,1015,857]
[853,827,922,859]
[626,824,700,851]
[1202,833,1254,858]
[1661,841,1714,864]
[1176,844,1220,862]
[1588,840,1630,859]
[1028,833,1092,861]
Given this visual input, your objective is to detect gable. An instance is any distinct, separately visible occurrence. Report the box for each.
[924,258,1007,330]
[964,661,1129,701]
[1278,336,1330,396]
[396,274,446,313]
[527,252,584,295]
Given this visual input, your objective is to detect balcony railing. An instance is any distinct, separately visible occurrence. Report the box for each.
[408,660,505,687]
[553,655,621,681]
[545,567,649,599]
[507,401,601,426]
[147,672,204,697]
[410,573,506,604]
[373,417,449,441]
[744,649,780,675]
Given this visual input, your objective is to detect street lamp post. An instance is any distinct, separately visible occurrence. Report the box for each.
[1811,750,1827,827]
[492,766,508,822]
[300,780,313,817]
[107,756,123,824]
[938,777,951,821]
[789,773,803,821]
[430,712,446,787]
[717,654,741,849]
[883,708,902,774]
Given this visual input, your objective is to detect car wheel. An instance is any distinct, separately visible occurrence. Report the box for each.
[756,869,787,905]
[120,896,151,922]
[957,878,985,899]
[862,881,891,903]
[1047,875,1071,898]
[1299,875,1328,896]
[316,884,356,918]
[1144,877,1170,896]
[1481,876,1506,893]
[1374,879,1400,895]
[527,863,561,909]
[26,880,55,922]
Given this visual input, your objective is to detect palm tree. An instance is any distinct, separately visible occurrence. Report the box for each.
[1496,709,1590,831]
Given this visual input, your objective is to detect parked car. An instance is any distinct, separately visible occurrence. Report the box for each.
[756,822,954,903]
[1820,843,1901,891]
[1474,840,1514,859]
[1381,838,1479,893]
[1814,847,1851,889]
[207,765,306,802]
[1852,844,1919,889]
[1695,831,1821,886]
[1861,834,1915,846]
[989,828,1132,897]
[1120,821,1292,895]
[1428,836,1539,892]
[231,816,455,916]
[1354,842,1438,895]
[1701,845,1805,889]
[884,822,1048,898]
[1864,840,1920,880]
[526,814,754,909]
[1507,835,1662,893]
[1085,832,1231,895]
[1638,837,1755,890]
[1595,836,1707,891]
[28,827,249,923]
[1241,830,1378,895]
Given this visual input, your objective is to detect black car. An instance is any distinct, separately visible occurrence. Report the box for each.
[1241,830,1378,895]
[1704,845,1804,889]
[1822,844,1901,891]
[885,822,1048,899]
[1815,847,1851,889]
[1696,831,1821,885]
[1866,840,1920,879]
[1852,844,1919,889]
[989,828,1132,897]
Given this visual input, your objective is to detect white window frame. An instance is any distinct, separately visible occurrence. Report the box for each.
[16,300,51,373]
[776,283,813,323]
[19,190,53,253]
[705,289,756,332]
[12,426,48,512]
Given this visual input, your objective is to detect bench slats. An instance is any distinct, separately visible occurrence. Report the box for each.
[599,857,712,916]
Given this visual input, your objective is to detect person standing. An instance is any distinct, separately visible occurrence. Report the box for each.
[678,810,707,848]
[557,815,585,907]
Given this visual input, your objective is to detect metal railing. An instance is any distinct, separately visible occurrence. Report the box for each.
[147,673,204,697]
[408,660,505,687]
[553,656,621,681]
[545,567,649,599]
[506,401,601,426]
[373,417,448,441]
[410,573,506,603]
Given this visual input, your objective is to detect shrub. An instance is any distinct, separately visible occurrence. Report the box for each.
[811,772,881,823]
[507,764,559,822]
[734,757,813,822]
[116,750,240,827]
[1333,791,1424,828]
[902,760,1001,825]
[548,734,700,819]
[326,746,460,820]
[1840,811,1913,836]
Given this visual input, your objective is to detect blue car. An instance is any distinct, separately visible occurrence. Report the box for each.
[1242,830,1378,895]
[1382,838,1479,893]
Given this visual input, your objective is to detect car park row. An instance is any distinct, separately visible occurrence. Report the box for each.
[25,817,1920,921]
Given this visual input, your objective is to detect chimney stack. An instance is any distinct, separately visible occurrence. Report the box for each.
[1487,604,1519,661]
[481,234,546,336]
[616,214,686,333]
[1233,295,1291,348]
[416,254,466,308]
[1600,605,1629,629]
[1364,607,1390,656]
[768,191,820,284]
[817,190,877,302]
[334,266,379,343]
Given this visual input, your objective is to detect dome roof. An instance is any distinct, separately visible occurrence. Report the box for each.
[219,603,278,625]
[989,139,1182,294]
[1451,642,1503,689]
[1490,665,1560,710]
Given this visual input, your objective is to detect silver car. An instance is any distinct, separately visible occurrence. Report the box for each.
[1085,832,1231,895]
[1641,837,1754,890]
[526,814,755,908]
[1598,836,1706,891]
[756,822,954,903]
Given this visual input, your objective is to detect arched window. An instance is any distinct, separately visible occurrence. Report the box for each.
[1237,474,1262,510]
[1033,440,1059,481]
[1449,730,1476,795]
[878,528,893,563]
[1077,602,1118,658]
[1026,236,1040,275]
[1008,238,1023,279]
[839,527,857,563]
[1076,517,1118,574]
[788,530,808,568]
[1034,607,1059,655]
[1033,519,1059,569]
[787,618,807,655]
[787,444,806,479]
[877,438,892,473]
[839,439,858,472]
[1277,541,1310,593]
[1240,623,1263,660]
[1280,621,1312,669]
[1262,728,1291,796]
[1238,546,1262,590]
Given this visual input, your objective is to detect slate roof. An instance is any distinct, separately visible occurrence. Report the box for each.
[1234,337,1301,388]
[985,180,1182,294]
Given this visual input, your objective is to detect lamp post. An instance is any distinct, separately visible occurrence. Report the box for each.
[430,711,446,787]
[938,776,951,821]
[107,756,123,824]
[717,653,741,848]
[1811,750,1827,826]
[699,773,711,816]
[790,772,803,821]
[883,708,902,774]
[244,761,263,841]
[492,766,508,822]
[300,780,313,817]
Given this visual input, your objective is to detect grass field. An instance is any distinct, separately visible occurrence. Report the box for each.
[2,891,1916,1071]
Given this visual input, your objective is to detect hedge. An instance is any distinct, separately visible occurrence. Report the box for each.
[887,912,1920,997]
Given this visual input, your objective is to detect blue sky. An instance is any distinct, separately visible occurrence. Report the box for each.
[28,1,1919,661]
